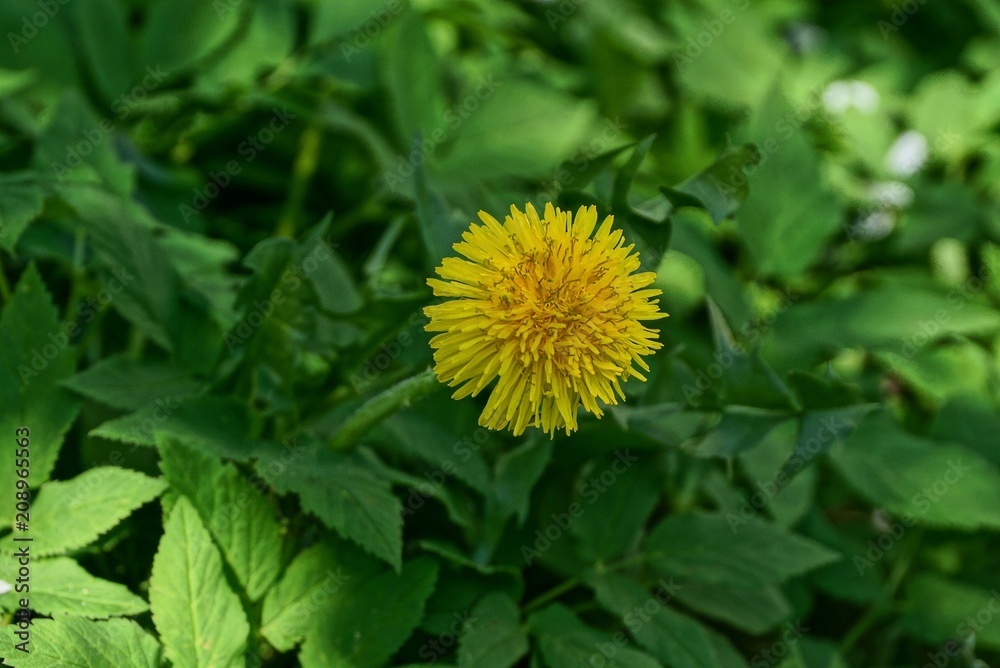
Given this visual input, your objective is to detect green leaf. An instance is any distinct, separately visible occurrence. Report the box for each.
[32,93,134,195]
[261,539,381,651]
[296,557,439,668]
[0,173,43,252]
[259,447,403,570]
[493,438,553,524]
[646,510,839,587]
[0,556,147,619]
[380,8,447,145]
[0,467,166,557]
[0,264,81,528]
[612,134,656,212]
[830,415,1000,530]
[458,592,528,668]
[900,573,1000,650]
[149,496,249,668]
[62,354,201,411]
[696,408,795,458]
[140,0,243,73]
[67,0,132,101]
[672,580,792,635]
[588,572,721,668]
[0,616,160,668]
[527,604,662,668]
[157,435,283,601]
[571,454,661,562]
[661,143,761,224]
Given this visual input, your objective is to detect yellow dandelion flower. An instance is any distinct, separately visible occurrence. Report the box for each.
[423,202,668,437]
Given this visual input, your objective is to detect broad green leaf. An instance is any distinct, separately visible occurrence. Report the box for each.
[0,264,81,528]
[261,539,381,651]
[0,467,166,557]
[588,572,721,668]
[0,556,147,619]
[67,0,132,101]
[672,580,792,635]
[297,557,439,667]
[259,448,403,570]
[900,573,1000,650]
[458,592,528,668]
[380,8,446,146]
[62,354,201,411]
[140,0,243,72]
[571,454,661,562]
[930,395,1000,469]
[0,173,43,252]
[646,511,839,587]
[157,435,283,601]
[0,616,160,668]
[527,604,662,668]
[830,415,1000,530]
[149,497,249,668]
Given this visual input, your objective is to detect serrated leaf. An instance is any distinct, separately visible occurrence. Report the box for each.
[458,592,528,668]
[588,572,720,668]
[62,354,201,411]
[297,557,439,667]
[0,616,160,668]
[0,468,166,557]
[261,539,380,651]
[259,448,403,570]
[0,264,82,528]
[528,604,661,668]
[149,497,249,668]
[157,435,283,601]
[646,511,839,587]
[0,557,147,619]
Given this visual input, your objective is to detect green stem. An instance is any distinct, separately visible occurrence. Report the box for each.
[0,255,10,304]
[276,123,323,238]
[327,368,439,451]
[523,577,582,613]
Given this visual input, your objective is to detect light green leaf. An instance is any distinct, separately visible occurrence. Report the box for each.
[0,264,81,528]
[458,592,528,668]
[0,467,166,557]
[830,415,1000,530]
[149,497,249,668]
[0,616,160,668]
[0,556,147,619]
[140,0,243,73]
[900,573,1000,650]
[157,435,283,601]
[646,510,839,587]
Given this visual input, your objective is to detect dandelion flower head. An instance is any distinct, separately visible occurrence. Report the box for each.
[424,203,667,437]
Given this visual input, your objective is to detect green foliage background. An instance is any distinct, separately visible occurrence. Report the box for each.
[1,0,1000,666]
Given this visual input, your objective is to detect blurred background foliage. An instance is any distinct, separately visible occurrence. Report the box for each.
[1,0,1000,666]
